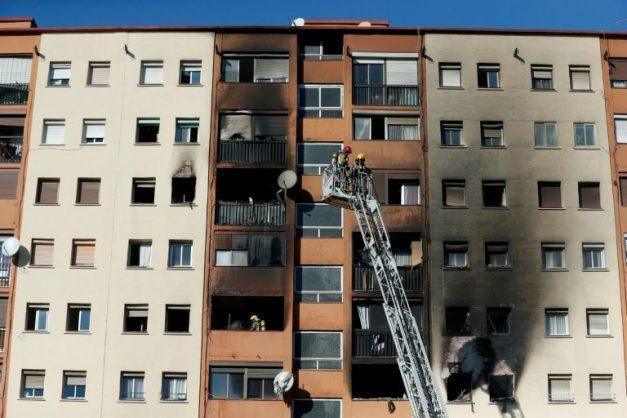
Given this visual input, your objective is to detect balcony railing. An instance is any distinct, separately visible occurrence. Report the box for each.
[0,255,10,287]
[353,329,396,358]
[0,328,5,353]
[0,137,23,163]
[353,265,422,292]
[216,201,285,226]
[0,83,29,105]
[353,85,419,106]
[218,140,287,166]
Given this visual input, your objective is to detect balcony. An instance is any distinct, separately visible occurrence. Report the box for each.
[0,137,22,163]
[216,201,285,226]
[0,327,5,352]
[353,329,396,359]
[218,140,287,166]
[0,255,10,287]
[353,85,418,106]
[353,265,422,292]
[0,83,29,105]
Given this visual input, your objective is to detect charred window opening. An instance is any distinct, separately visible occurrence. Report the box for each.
[489,374,515,402]
[165,305,190,333]
[211,296,284,331]
[299,32,343,60]
[352,364,405,399]
[171,160,196,204]
[482,181,506,207]
[214,232,286,266]
[487,307,511,335]
[446,363,471,402]
[445,307,471,336]
[221,55,289,83]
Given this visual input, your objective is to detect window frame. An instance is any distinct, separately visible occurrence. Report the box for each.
[168,240,193,268]
[541,243,566,270]
[589,374,614,402]
[534,121,558,148]
[578,181,601,209]
[443,241,469,268]
[119,371,145,400]
[582,243,606,270]
[488,374,515,403]
[294,331,343,370]
[30,238,54,267]
[127,239,152,268]
[586,308,610,336]
[42,119,65,145]
[82,119,106,144]
[297,142,343,175]
[66,304,91,333]
[296,203,343,238]
[548,374,574,403]
[485,241,509,269]
[573,122,596,148]
[545,308,569,336]
[442,180,466,207]
[440,121,463,146]
[164,304,191,334]
[179,60,202,85]
[87,61,110,86]
[76,178,101,205]
[480,121,504,147]
[614,115,627,144]
[209,366,281,400]
[35,178,60,205]
[214,232,286,267]
[48,62,71,86]
[161,372,188,401]
[25,303,49,332]
[20,370,45,399]
[477,63,501,89]
[62,370,87,400]
[298,84,344,118]
[531,64,554,90]
[139,60,164,86]
[131,177,156,205]
[569,65,591,91]
[175,118,199,143]
[295,265,343,303]
[486,307,511,335]
[71,239,96,267]
[482,180,507,208]
[135,118,160,144]
[439,62,462,88]
[123,304,149,333]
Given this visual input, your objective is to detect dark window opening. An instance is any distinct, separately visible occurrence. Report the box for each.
[352,364,405,399]
[127,240,151,267]
[487,307,511,335]
[445,307,470,336]
[446,363,472,402]
[132,178,155,204]
[214,233,286,266]
[300,32,343,59]
[124,305,148,332]
[136,120,159,143]
[171,177,196,204]
[482,181,506,207]
[165,306,190,333]
[211,296,284,331]
[489,375,515,402]
[478,64,500,88]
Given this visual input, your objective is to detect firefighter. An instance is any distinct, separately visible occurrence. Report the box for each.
[250,315,264,331]
[331,152,339,168]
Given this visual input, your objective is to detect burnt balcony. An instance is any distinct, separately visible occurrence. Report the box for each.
[216,201,285,226]
[353,329,396,359]
[0,83,29,105]
[353,85,418,107]
[0,137,22,163]
[353,265,422,293]
[218,140,287,166]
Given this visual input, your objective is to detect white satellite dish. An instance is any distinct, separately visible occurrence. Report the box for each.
[1,237,20,257]
[291,17,305,27]
[277,170,298,190]
[273,370,294,395]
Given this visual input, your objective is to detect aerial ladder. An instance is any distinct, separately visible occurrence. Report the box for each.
[322,161,448,418]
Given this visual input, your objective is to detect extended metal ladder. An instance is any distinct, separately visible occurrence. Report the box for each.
[322,166,447,418]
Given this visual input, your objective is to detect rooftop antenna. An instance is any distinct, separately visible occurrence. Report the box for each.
[291,17,305,27]
[1,238,20,258]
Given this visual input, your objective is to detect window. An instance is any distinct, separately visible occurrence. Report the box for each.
[222,55,289,83]
[542,243,565,270]
[127,240,152,268]
[440,121,463,146]
[297,143,342,175]
[165,305,190,333]
[570,65,591,91]
[295,266,342,302]
[20,370,45,398]
[175,118,199,143]
[615,115,627,143]
[439,62,461,87]
[296,203,342,237]
[548,375,573,402]
[485,242,509,268]
[35,178,59,204]
[48,62,70,86]
[534,122,557,148]
[179,60,201,85]
[162,373,187,401]
[354,115,419,140]
[582,243,605,270]
[76,178,100,204]
[481,122,503,147]
[545,309,569,336]
[388,179,420,205]
[293,399,342,418]
[477,64,500,88]
[25,304,49,331]
[587,309,609,336]
[0,169,19,199]
[120,372,145,400]
[214,233,286,267]
[444,242,468,268]
[210,366,281,399]
[66,304,90,332]
[71,239,95,267]
[87,61,110,86]
[219,113,288,142]
[446,363,471,402]
[0,57,32,86]
[590,375,614,401]
[171,177,196,204]
[574,123,596,147]
[82,119,105,144]
[136,118,159,143]
[299,85,343,118]
[489,375,514,402]
[168,241,192,268]
[294,331,342,369]
[42,120,65,145]
[610,59,627,88]
[443,180,466,207]
[487,307,511,335]
[578,182,600,209]
[140,61,163,85]
[300,33,343,60]
[131,178,155,204]
[538,181,562,208]
[445,307,470,335]
[31,239,54,267]
[123,304,148,333]
[482,181,506,207]
[531,65,553,90]
[62,371,86,399]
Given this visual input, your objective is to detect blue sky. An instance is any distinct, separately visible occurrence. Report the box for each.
[2,0,627,30]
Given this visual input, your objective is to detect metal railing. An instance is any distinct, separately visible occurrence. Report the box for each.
[353,329,396,358]
[0,255,10,287]
[218,140,287,165]
[0,83,29,105]
[352,85,419,106]
[0,137,23,163]
[353,265,422,292]
[216,201,285,226]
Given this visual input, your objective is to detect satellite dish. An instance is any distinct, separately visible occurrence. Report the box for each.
[1,237,20,257]
[277,170,297,190]
[291,18,305,27]
[273,370,294,395]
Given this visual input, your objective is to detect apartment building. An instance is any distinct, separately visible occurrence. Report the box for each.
[203,20,424,418]
[0,17,39,416]
[425,31,626,417]
[5,29,213,417]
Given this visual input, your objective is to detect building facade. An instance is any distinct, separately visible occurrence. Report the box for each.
[5,30,213,417]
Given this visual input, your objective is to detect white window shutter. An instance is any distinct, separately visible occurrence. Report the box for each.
[0,57,32,84]
[44,123,65,144]
[85,123,105,139]
[441,68,460,86]
[386,60,417,85]
[90,66,109,85]
[142,65,163,84]
[254,58,289,82]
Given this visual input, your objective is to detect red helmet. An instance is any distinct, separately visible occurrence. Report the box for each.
[342,146,352,154]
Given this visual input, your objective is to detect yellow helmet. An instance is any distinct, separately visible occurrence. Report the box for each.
[357,153,365,159]
[250,315,259,321]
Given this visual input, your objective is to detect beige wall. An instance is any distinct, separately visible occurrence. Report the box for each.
[425,33,626,417]
[6,31,213,418]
